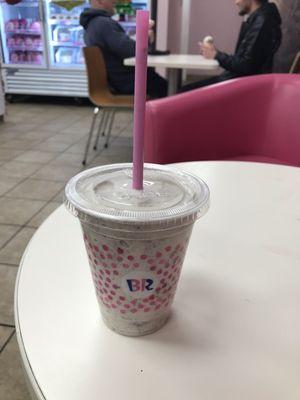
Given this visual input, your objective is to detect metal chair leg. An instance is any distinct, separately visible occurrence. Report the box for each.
[104,109,116,149]
[82,107,99,166]
[93,109,106,150]
[94,109,111,151]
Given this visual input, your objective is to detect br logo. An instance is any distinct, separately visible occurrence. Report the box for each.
[126,278,154,293]
[121,271,157,299]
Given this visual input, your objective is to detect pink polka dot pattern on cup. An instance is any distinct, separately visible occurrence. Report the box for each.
[82,227,191,317]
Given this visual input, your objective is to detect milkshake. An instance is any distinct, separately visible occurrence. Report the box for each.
[65,163,209,336]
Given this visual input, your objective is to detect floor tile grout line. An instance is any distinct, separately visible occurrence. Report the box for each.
[0,125,89,250]
[0,148,28,162]
[0,183,63,252]
[1,112,132,171]
[0,185,63,252]
[3,193,64,202]
[0,224,32,253]
[32,127,98,170]
[13,152,61,164]
[24,200,63,230]
[1,113,84,133]
[0,126,132,182]
[0,119,130,247]
[85,120,133,163]
[0,129,78,189]
[0,131,57,149]
[22,117,87,138]
[0,262,19,268]
[4,176,65,183]
[0,329,15,355]
[0,120,70,166]
[3,197,60,202]
[0,322,15,328]
[0,176,72,195]
[16,185,64,231]
[98,129,132,156]
[0,110,133,257]
[0,222,23,228]
[1,195,52,203]
[0,174,37,198]
[21,124,95,168]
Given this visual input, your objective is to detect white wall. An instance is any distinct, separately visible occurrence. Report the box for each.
[156,0,169,51]
[188,0,241,55]
[167,0,183,53]
[157,0,242,77]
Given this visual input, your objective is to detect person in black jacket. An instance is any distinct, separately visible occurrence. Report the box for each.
[80,0,168,98]
[181,0,282,92]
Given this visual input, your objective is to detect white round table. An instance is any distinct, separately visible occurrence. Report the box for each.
[124,55,220,95]
[15,162,300,400]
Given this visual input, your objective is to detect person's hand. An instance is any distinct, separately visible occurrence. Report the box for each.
[148,19,155,43]
[149,19,155,29]
[199,42,217,60]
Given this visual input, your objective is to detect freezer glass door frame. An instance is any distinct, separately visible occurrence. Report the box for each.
[0,0,48,69]
[45,0,88,71]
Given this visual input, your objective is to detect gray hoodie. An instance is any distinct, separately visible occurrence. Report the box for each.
[80,8,136,92]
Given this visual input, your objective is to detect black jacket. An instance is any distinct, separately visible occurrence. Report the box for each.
[80,8,136,92]
[216,2,282,78]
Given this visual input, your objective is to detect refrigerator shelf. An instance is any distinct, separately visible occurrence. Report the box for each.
[8,46,43,51]
[49,19,79,26]
[118,21,136,27]
[7,60,42,65]
[51,41,83,47]
[5,29,41,35]
[10,2,39,7]
[51,62,83,68]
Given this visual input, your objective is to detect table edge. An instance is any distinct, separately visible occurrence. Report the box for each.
[14,231,47,400]
[169,160,300,171]
[124,57,219,69]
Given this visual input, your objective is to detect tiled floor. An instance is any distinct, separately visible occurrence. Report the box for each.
[0,100,133,399]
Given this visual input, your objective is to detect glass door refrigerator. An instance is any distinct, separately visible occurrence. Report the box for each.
[45,0,151,70]
[45,0,88,70]
[0,0,154,98]
[0,0,46,68]
[0,0,89,97]
[114,0,150,38]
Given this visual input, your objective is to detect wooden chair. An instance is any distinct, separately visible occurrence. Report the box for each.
[82,46,134,165]
[289,52,300,74]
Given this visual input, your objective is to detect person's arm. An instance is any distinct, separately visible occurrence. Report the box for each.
[93,17,136,59]
[105,21,136,59]
[215,15,268,75]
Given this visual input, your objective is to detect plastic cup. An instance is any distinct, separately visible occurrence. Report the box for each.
[65,163,209,336]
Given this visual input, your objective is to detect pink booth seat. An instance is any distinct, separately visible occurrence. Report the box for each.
[144,74,300,167]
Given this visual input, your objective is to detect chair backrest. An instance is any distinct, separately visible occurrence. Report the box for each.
[144,74,300,167]
[83,46,113,105]
[289,52,300,74]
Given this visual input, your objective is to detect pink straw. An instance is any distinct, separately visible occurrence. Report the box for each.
[132,10,149,190]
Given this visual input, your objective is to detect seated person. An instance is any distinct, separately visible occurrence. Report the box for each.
[181,0,282,92]
[80,0,168,98]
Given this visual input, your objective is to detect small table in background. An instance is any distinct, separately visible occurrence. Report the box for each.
[124,54,220,95]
